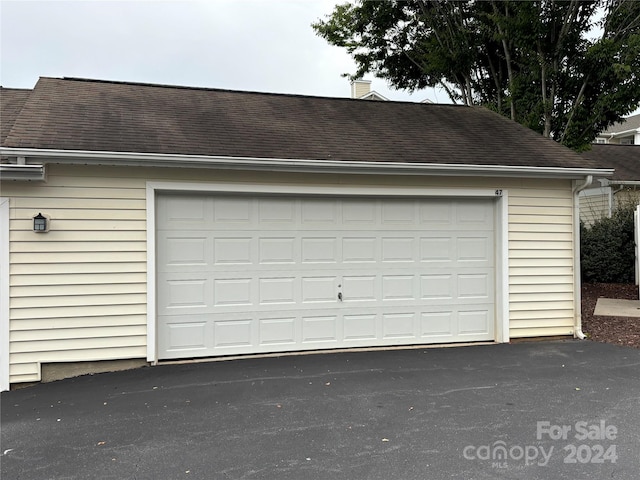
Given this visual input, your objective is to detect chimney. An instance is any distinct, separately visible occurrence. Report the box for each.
[350,79,371,99]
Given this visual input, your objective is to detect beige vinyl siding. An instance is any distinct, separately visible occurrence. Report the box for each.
[2,164,577,384]
[3,167,147,383]
[508,185,575,338]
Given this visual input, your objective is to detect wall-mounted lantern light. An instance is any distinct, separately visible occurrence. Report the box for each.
[33,213,49,233]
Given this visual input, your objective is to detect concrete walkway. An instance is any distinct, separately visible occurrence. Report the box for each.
[595,298,640,317]
[2,341,639,480]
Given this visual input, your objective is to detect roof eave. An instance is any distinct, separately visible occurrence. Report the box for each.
[0,147,613,180]
[607,127,640,137]
[607,180,640,186]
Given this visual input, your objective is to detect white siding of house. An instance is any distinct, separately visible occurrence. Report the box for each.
[580,187,611,225]
[2,164,577,384]
[507,186,575,338]
[3,167,147,383]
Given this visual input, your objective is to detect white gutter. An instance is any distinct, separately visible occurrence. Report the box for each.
[608,127,640,138]
[606,180,640,186]
[0,147,614,179]
[573,175,593,340]
[0,164,46,181]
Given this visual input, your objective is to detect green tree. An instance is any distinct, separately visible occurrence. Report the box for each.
[313,0,640,150]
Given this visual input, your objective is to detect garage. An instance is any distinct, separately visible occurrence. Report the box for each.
[3,76,607,388]
[156,193,496,359]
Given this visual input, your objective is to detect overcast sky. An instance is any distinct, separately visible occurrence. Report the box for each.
[0,0,441,102]
[2,1,638,117]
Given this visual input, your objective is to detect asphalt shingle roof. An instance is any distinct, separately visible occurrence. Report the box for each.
[600,113,640,135]
[2,77,601,170]
[581,144,640,181]
[0,87,31,145]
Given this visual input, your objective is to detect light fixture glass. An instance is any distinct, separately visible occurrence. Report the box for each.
[33,213,47,232]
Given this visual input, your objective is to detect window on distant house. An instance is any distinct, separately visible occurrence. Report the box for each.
[595,138,606,144]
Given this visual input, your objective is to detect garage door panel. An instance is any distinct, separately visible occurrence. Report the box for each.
[457,236,493,263]
[214,319,252,348]
[302,315,338,343]
[159,235,209,267]
[160,317,209,353]
[382,275,416,300]
[458,309,493,335]
[213,278,252,306]
[164,279,208,308]
[213,198,252,223]
[157,195,496,359]
[342,275,377,302]
[259,317,296,345]
[382,237,416,262]
[259,237,297,264]
[258,278,296,305]
[343,237,377,263]
[301,237,338,263]
[301,199,338,224]
[158,196,209,228]
[259,198,296,223]
[457,203,494,228]
[214,237,253,265]
[420,200,453,225]
[421,274,454,300]
[343,314,378,340]
[420,237,453,262]
[381,201,416,224]
[382,313,416,339]
[342,201,376,225]
[301,276,338,303]
[421,311,454,336]
[458,273,491,299]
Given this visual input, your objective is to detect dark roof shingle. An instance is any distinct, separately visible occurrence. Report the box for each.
[600,113,640,135]
[3,77,600,169]
[0,87,32,145]
[581,144,640,181]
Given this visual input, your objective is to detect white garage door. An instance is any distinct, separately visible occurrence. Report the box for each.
[156,194,495,359]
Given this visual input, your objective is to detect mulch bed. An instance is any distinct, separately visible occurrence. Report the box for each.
[582,283,640,348]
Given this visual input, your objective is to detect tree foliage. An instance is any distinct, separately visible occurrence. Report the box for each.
[312,0,640,150]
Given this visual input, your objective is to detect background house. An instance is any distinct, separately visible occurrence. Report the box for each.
[595,113,640,145]
[580,145,640,225]
[350,79,389,101]
[0,77,610,390]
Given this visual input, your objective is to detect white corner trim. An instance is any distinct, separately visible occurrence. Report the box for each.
[0,198,10,391]
[144,181,509,361]
[497,191,510,343]
[146,184,157,363]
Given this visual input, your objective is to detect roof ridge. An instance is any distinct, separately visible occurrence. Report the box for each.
[0,86,32,92]
[42,76,459,106]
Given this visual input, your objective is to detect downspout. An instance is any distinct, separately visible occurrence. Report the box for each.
[573,175,593,340]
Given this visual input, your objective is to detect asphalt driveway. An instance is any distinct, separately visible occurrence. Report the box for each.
[1,340,639,480]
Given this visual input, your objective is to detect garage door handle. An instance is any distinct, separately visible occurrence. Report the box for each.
[338,292,343,301]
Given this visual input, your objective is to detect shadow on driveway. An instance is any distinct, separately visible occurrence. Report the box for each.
[2,341,639,479]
